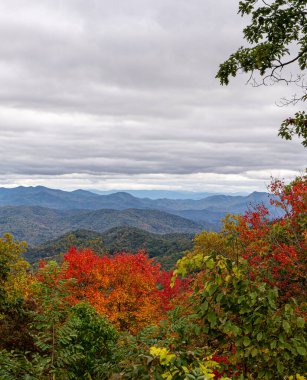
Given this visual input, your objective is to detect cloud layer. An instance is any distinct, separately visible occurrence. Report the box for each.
[0,0,305,192]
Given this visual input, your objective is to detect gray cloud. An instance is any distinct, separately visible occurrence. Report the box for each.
[0,0,305,192]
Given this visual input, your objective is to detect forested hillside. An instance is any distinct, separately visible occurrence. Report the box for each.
[26,227,193,269]
[0,206,204,245]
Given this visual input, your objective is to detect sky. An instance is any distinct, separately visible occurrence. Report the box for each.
[0,0,305,193]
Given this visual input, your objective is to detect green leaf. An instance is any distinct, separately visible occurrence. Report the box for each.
[205,258,215,269]
[267,291,275,308]
[277,360,284,374]
[257,332,263,341]
[282,320,290,333]
[297,317,305,328]
[284,304,292,313]
[297,346,306,356]
[233,325,241,336]
[251,348,258,357]
[200,301,209,313]
[216,292,223,303]
[226,323,240,337]
[207,311,217,327]
[243,336,251,347]
[208,284,218,297]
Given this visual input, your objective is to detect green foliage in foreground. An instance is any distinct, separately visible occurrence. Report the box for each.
[0,301,120,380]
[176,255,306,379]
[116,257,306,380]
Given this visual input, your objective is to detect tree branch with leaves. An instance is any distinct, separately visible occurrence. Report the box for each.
[216,0,307,146]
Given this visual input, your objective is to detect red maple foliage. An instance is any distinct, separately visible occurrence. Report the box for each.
[236,175,306,300]
[62,248,162,332]
[156,270,188,313]
[36,248,184,333]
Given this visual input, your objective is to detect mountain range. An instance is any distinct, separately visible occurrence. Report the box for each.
[0,185,273,214]
[90,189,249,199]
[0,186,277,249]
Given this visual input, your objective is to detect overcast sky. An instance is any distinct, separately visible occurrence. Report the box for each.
[0,0,305,193]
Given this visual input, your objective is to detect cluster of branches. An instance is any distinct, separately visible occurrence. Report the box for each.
[216,0,307,146]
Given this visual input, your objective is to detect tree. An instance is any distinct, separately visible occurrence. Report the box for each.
[169,176,307,378]
[0,234,36,354]
[216,0,307,146]
[156,270,188,313]
[0,233,29,308]
[1,261,121,380]
[175,254,307,379]
[62,248,165,333]
[234,175,306,301]
[63,303,120,379]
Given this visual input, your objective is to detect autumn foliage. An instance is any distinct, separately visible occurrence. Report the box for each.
[170,175,307,378]
[0,176,306,379]
[37,248,185,333]
[235,176,306,300]
[66,249,162,332]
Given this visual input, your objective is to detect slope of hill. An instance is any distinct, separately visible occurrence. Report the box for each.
[0,206,71,245]
[67,208,206,235]
[101,226,193,257]
[155,191,272,213]
[172,209,226,225]
[196,191,272,213]
[26,229,106,263]
[0,206,204,246]
[26,227,194,269]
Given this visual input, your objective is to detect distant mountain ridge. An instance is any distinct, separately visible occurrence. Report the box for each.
[0,186,147,210]
[90,189,225,199]
[0,186,273,216]
[0,186,277,246]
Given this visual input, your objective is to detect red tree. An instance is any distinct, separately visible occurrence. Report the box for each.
[60,248,179,332]
[237,175,306,300]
